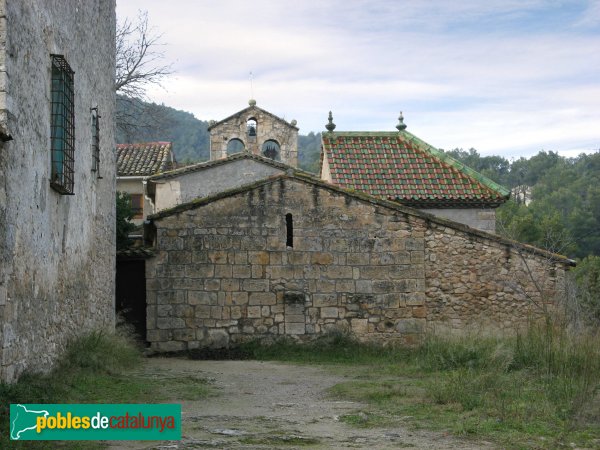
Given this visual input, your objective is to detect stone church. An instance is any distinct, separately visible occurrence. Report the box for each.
[140,102,573,352]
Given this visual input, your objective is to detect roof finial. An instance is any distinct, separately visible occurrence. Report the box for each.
[249,98,256,106]
[396,111,407,131]
[325,111,336,132]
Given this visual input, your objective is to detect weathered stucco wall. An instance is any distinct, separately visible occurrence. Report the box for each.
[152,159,286,213]
[0,0,116,382]
[209,105,298,167]
[146,177,568,351]
[0,0,8,134]
[116,177,150,226]
[421,208,496,233]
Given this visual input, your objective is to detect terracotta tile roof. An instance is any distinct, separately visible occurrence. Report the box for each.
[116,142,175,176]
[322,131,510,207]
[116,246,155,260]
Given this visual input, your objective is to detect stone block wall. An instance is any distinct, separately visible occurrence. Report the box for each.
[146,176,569,351]
[209,105,298,167]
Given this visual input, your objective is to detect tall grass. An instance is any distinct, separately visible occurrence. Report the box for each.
[233,324,600,447]
[0,330,141,449]
[404,322,600,427]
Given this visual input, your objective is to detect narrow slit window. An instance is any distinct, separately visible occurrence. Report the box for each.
[91,107,101,177]
[286,213,293,248]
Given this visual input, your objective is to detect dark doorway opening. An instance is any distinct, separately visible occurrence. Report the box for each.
[116,258,147,344]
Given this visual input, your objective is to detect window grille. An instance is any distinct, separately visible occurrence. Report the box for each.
[91,107,101,177]
[50,54,75,194]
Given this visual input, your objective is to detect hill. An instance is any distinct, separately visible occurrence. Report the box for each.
[116,96,322,172]
[443,148,600,259]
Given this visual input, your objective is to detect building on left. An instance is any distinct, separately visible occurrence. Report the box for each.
[0,0,117,382]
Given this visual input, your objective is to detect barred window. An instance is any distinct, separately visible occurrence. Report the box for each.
[50,54,75,194]
[91,107,101,176]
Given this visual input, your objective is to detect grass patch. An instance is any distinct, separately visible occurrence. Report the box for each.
[236,326,600,449]
[339,411,389,428]
[225,331,406,365]
[0,330,210,449]
[238,434,320,446]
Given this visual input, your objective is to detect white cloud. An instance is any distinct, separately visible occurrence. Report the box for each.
[117,0,600,157]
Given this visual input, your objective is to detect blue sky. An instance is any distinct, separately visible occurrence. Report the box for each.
[116,0,600,158]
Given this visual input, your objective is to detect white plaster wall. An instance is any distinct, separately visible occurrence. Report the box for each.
[116,178,152,226]
[421,208,496,233]
[153,159,286,212]
[0,0,116,382]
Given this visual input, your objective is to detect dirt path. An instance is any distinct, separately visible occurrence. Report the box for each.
[108,357,494,449]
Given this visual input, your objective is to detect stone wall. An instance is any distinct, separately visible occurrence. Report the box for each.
[425,224,564,333]
[146,176,569,351]
[0,0,116,382]
[209,104,298,167]
[0,1,8,135]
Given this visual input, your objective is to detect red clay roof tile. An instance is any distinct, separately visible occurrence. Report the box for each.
[322,132,509,207]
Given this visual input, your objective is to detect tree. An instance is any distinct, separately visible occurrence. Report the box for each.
[115,11,173,136]
[572,256,600,325]
[115,11,172,98]
[116,192,136,250]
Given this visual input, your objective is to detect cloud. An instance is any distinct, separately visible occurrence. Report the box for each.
[117,0,600,158]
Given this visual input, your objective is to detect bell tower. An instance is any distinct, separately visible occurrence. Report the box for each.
[208,100,299,167]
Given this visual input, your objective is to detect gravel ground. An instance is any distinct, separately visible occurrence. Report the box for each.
[106,357,495,449]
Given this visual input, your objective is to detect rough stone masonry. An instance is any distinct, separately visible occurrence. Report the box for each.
[0,0,116,382]
[146,174,571,351]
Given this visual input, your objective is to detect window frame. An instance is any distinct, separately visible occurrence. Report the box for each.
[91,106,101,178]
[130,193,144,219]
[49,54,75,195]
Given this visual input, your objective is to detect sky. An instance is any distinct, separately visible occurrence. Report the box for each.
[116,0,600,159]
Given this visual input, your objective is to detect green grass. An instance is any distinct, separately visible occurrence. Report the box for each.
[0,330,210,449]
[235,326,600,449]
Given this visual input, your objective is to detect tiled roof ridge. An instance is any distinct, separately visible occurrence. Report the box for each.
[207,105,299,131]
[116,142,174,176]
[147,171,573,267]
[117,141,172,147]
[148,152,294,181]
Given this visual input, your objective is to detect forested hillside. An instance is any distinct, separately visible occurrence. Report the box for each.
[116,96,322,171]
[444,148,600,260]
[116,96,211,162]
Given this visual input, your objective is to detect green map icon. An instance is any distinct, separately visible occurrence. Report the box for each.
[10,404,49,440]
